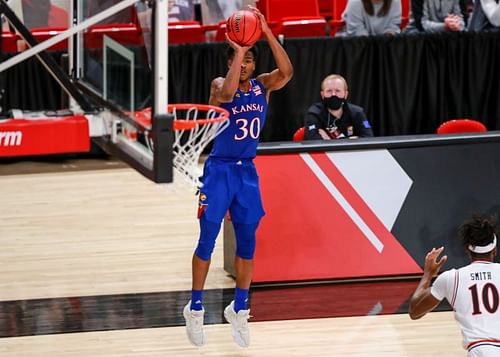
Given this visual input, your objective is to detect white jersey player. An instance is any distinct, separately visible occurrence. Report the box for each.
[409,215,500,357]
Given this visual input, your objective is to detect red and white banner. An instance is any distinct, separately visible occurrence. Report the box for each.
[0,116,90,157]
[253,151,421,282]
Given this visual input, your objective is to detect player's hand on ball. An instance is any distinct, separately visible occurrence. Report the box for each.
[248,5,270,35]
[225,33,251,55]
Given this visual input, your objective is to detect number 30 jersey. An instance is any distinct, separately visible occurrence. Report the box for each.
[210,79,267,160]
[431,261,500,351]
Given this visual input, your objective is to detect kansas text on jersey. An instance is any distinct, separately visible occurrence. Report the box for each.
[210,79,268,160]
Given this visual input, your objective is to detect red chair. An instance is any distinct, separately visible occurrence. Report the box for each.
[256,0,268,19]
[293,127,305,141]
[329,0,348,36]
[276,16,327,38]
[266,0,327,37]
[436,119,487,134]
[214,21,227,42]
[168,21,205,44]
[85,23,143,49]
[318,0,333,19]
[1,31,20,53]
[266,0,321,21]
[401,0,410,30]
[30,27,69,51]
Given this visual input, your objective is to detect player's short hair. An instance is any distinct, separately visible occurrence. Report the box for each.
[321,74,348,92]
[459,214,498,254]
[226,46,259,62]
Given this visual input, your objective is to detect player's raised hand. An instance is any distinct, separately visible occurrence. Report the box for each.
[225,33,251,53]
[424,247,448,277]
[248,5,271,36]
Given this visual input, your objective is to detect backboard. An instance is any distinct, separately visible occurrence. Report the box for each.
[72,0,173,183]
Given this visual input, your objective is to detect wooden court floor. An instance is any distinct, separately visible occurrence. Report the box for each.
[0,159,465,356]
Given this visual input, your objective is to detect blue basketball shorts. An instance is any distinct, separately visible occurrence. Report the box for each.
[198,157,265,225]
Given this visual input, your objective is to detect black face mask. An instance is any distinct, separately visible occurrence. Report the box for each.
[323,95,345,110]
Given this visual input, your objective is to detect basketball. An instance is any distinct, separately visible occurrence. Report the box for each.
[226,10,262,47]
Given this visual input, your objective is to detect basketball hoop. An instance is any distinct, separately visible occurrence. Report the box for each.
[134,104,230,188]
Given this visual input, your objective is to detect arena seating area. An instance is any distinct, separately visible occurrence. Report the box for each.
[0,0,412,52]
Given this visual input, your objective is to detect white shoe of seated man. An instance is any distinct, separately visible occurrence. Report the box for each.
[224,300,250,347]
[183,301,205,347]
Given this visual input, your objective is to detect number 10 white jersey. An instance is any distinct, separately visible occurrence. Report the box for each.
[431,261,500,353]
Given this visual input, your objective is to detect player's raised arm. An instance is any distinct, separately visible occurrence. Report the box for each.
[250,6,293,95]
[209,36,251,105]
[409,247,447,320]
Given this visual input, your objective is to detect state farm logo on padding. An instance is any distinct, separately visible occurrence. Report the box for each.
[0,131,22,146]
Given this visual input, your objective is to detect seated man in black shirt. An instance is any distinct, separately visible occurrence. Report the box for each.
[304,74,374,140]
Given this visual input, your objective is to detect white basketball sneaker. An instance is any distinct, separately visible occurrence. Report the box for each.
[183,301,205,347]
[224,300,250,348]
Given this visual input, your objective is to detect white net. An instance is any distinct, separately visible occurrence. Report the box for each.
[170,105,230,187]
[136,104,230,188]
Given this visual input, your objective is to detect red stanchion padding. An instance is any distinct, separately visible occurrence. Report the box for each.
[0,115,90,157]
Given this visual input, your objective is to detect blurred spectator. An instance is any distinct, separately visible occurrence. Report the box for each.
[339,0,402,36]
[200,0,255,25]
[85,1,195,26]
[135,1,194,25]
[304,74,374,140]
[169,0,195,22]
[421,0,464,32]
[468,0,500,31]
[85,0,134,24]
[406,0,470,33]
[2,0,68,30]
[24,0,68,28]
[459,0,473,26]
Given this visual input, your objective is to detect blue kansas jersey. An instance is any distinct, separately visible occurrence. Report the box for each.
[210,79,267,160]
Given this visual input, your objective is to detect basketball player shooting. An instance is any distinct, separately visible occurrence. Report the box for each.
[183,6,293,348]
[409,215,500,356]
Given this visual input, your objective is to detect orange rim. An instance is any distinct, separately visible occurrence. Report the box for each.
[134,104,229,130]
